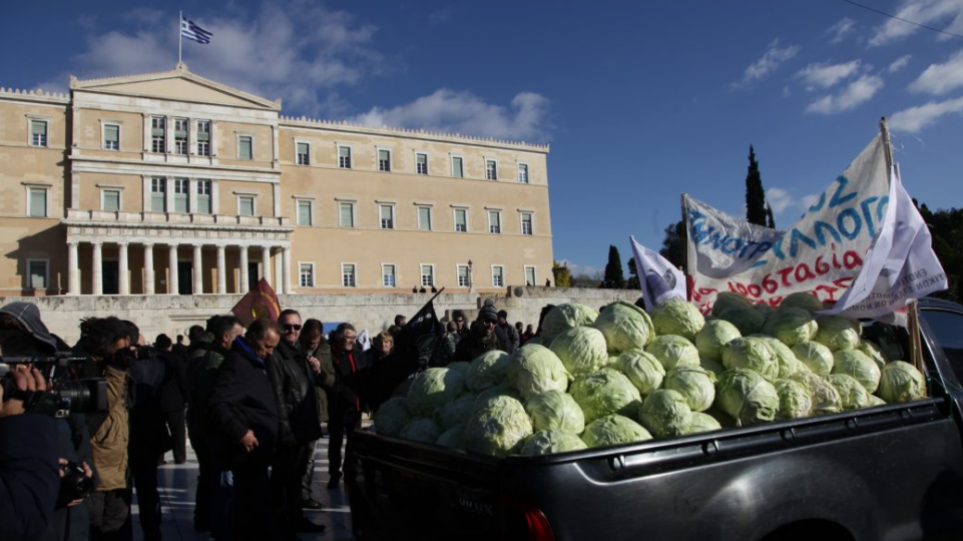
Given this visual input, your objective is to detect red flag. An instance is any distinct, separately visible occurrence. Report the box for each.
[231,278,281,327]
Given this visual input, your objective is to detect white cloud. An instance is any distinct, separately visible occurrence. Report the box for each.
[909,49,963,95]
[558,260,604,278]
[732,39,801,89]
[889,95,963,132]
[766,187,794,214]
[350,89,551,141]
[827,17,857,44]
[888,54,913,73]
[806,74,884,114]
[767,188,821,224]
[795,60,862,90]
[869,0,963,47]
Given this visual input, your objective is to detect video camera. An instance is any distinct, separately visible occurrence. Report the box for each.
[0,353,108,418]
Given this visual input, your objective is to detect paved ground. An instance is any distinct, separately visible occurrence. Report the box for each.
[135,435,355,540]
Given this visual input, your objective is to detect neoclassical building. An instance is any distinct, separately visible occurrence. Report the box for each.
[0,64,553,297]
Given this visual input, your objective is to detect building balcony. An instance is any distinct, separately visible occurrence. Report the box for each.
[65,209,291,228]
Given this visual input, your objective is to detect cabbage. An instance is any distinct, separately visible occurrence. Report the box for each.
[639,389,693,438]
[663,366,716,412]
[437,393,477,430]
[525,390,585,435]
[716,368,779,426]
[857,340,888,369]
[520,429,588,456]
[374,397,411,437]
[594,301,655,353]
[580,415,652,448]
[719,307,766,336]
[789,371,842,415]
[400,418,443,443]
[549,327,608,376]
[696,319,742,362]
[792,341,835,376]
[650,298,705,341]
[465,350,511,393]
[868,395,887,407]
[605,355,620,367]
[526,337,544,346]
[774,379,813,419]
[506,344,570,400]
[464,395,533,457]
[684,412,723,435]
[760,336,803,378]
[722,337,778,380]
[814,316,861,352]
[877,361,926,404]
[541,303,600,343]
[704,407,737,429]
[436,425,466,449]
[645,335,700,370]
[569,369,642,423]
[615,349,665,395]
[825,374,869,410]
[407,368,466,417]
[712,291,755,316]
[448,361,471,376]
[474,383,522,410]
[700,358,726,379]
[832,350,881,394]
[778,292,825,312]
[756,303,775,320]
[763,307,818,346]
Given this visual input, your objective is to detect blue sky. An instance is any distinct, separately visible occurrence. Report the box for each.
[4,0,963,277]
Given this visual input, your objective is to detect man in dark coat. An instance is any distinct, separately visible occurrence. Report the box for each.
[156,334,188,465]
[454,305,504,361]
[209,319,281,541]
[326,322,369,489]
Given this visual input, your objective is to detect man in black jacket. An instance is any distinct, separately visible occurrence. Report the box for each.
[269,310,324,537]
[156,334,188,465]
[326,322,368,489]
[209,319,281,541]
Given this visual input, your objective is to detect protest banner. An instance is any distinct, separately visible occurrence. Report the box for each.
[630,235,686,311]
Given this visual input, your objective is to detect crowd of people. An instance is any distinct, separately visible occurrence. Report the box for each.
[0,300,540,541]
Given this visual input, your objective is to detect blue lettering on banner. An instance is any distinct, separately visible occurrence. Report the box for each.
[828,176,858,209]
[814,221,841,245]
[837,208,861,240]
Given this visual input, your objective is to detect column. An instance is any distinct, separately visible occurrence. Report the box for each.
[117,242,129,295]
[168,244,179,295]
[143,244,155,295]
[261,246,272,288]
[216,245,227,294]
[92,242,103,295]
[282,247,292,294]
[67,241,80,296]
[239,246,249,293]
[274,251,284,294]
[193,244,204,295]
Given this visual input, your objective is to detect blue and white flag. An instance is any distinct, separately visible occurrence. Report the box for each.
[181,16,213,44]
[630,235,687,311]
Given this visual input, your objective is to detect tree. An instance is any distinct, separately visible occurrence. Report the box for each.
[660,220,687,270]
[602,245,626,289]
[745,145,767,226]
[766,203,776,229]
[552,261,572,288]
[627,257,640,290]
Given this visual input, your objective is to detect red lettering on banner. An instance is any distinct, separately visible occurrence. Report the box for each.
[843,251,863,270]
[815,256,830,275]
[795,263,816,282]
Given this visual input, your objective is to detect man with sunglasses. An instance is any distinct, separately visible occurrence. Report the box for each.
[268,310,325,538]
[454,304,505,361]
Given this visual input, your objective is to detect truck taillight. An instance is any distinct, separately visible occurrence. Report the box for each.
[503,498,556,541]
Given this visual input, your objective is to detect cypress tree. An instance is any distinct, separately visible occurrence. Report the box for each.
[603,245,626,289]
[746,145,767,226]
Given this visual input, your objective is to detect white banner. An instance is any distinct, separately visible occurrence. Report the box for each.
[686,134,891,313]
[630,235,687,311]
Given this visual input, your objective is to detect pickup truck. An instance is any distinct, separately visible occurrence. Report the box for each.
[345,298,963,541]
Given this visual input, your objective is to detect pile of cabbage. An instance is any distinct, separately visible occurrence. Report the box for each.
[373,293,927,457]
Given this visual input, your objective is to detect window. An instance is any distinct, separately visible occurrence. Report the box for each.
[518,163,529,184]
[299,263,315,288]
[151,117,166,153]
[30,120,48,147]
[102,190,121,212]
[196,121,211,156]
[28,188,47,217]
[420,265,434,287]
[521,212,534,235]
[382,264,396,287]
[416,153,428,175]
[451,156,464,178]
[339,202,355,228]
[238,135,253,160]
[378,149,391,172]
[488,210,501,234]
[150,178,167,212]
[418,206,432,231]
[525,266,537,287]
[921,309,963,384]
[454,208,468,233]
[238,196,255,216]
[27,260,48,290]
[297,142,310,165]
[104,124,120,151]
[174,118,189,155]
[297,200,313,226]
[338,146,352,168]
[486,159,498,180]
[457,265,470,287]
[196,180,212,214]
[492,266,504,287]
[342,263,356,288]
[174,179,190,213]
[380,204,394,229]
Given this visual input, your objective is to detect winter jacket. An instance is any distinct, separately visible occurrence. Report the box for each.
[158,350,188,413]
[268,340,323,447]
[0,414,60,541]
[89,364,129,492]
[497,323,520,353]
[128,354,171,458]
[36,414,93,541]
[328,345,370,414]
[304,339,335,423]
[186,341,228,432]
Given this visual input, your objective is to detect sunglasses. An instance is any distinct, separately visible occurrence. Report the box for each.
[283,324,302,331]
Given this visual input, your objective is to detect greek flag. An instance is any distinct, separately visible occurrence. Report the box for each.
[181,16,212,44]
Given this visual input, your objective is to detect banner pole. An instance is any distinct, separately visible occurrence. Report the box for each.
[178,11,183,65]
[680,193,691,301]
[880,116,894,182]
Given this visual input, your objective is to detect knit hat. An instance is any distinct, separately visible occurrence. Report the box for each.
[479,305,499,322]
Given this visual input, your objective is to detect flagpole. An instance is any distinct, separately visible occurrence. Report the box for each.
[680,193,692,300]
[879,116,893,182]
[178,11,183,65]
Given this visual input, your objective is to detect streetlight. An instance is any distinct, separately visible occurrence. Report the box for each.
[467,259,473,290]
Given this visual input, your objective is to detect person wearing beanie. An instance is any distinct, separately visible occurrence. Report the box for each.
[454,305,507,360]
